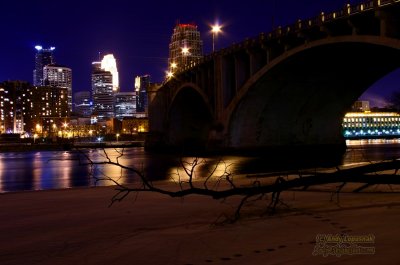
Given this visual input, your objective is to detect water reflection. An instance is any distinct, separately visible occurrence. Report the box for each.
[0,151,92,192]
[1,141,400,193]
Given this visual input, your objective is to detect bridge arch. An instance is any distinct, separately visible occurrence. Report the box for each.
[225,36,400,150]
[166,83,214,151]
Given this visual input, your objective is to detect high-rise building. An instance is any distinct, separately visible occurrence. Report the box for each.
[0,81,68,136]
[135,75,150,115]
[114,92,136,120]
[74,91,92,117]
[43,64,72,113]
[91,54,119,122]
[0,81,32,134]
[101,54,119,92]
[33,46,55,86]
[30,86,69,136]
[91,62,114,122]
[168,23,203,73]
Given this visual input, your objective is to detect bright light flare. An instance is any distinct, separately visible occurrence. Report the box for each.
[166,71,174,79]
[211,24,222,34]
[181,47,190,55]
[210,22,223,52]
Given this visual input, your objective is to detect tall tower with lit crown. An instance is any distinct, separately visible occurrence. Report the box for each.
[101,54,119,92]
[168,23,203,74]
[33,46,55,86]
[91,54,119,122]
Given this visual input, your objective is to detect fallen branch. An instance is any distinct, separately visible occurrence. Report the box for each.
[75,149,400,220]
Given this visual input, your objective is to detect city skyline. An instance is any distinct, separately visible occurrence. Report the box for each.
[0,0,399,106]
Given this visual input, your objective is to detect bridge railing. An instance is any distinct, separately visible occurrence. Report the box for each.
[245,0,398,46]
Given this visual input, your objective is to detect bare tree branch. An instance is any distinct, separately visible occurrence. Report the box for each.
[73,148,400,221]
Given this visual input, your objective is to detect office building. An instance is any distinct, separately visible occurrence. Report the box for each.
[33,46,55,86]
[74,91,92,117]
[168,23,203,73]
[114,92,136,120]
[91,54,119,122]
[135,75,150,114]
[30,86,69,136]
[0,81,32,134]
[43,64,72,113]
[92,63,114,122]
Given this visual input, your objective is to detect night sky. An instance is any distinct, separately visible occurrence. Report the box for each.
[0,0,398,106]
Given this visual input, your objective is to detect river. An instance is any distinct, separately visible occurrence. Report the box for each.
[1,139,399,193]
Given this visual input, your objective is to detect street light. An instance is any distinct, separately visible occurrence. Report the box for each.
[169,62,177,76]
[63,122,68,139]
[181,47,190,67]
[181,47,190,55]
[166,71,174,79]
[211,23,222,52]
[116,133,120,142]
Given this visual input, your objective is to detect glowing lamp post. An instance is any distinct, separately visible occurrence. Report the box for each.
[166,71,174,79]
[181,47,190,67]
[182,47,189,55]
[169,62,177,77]
[116,133,120,142]
[170,62,177,70]
[211,24,222,52]
[62,122,68,139]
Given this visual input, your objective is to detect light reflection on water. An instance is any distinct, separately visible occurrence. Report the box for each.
[0,140,400,193]
[346,138,400,146]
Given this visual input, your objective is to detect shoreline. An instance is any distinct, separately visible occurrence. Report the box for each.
[0,141,144,152]
[1,184,400,264]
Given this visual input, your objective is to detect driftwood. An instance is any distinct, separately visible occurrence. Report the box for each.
[71,148,400,221]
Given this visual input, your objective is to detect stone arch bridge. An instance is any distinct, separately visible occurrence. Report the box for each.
[148,0,400,155]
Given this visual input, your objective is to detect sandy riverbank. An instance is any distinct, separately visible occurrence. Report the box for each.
[1,183,400,265]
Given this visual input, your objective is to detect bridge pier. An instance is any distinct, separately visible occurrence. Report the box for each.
[377,9,400,38]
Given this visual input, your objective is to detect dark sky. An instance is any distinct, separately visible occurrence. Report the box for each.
[0,0,398,106]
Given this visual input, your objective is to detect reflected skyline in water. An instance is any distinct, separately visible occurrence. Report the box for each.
[1,140,400,193]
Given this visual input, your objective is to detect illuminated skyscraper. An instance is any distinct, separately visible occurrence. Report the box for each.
[43,64,72,113]
[74,91,92,117]
[135,75,150,115]
[91,54,119,122]
[30,86,69,135]
[168,23,203,73]
[91,61,114,122]
[0,81,32,134]
[33,46,55,86]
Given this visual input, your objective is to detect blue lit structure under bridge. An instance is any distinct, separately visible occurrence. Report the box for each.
[343,112,400,139]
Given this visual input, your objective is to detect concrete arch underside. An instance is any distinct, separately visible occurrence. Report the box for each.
[228,40,400,153]
[167,86,213,151]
